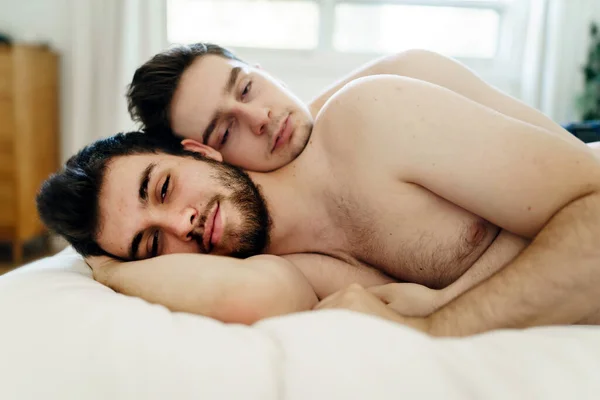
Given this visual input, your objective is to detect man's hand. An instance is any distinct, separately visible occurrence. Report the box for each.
[314,284,431,333]
[367,283,444,317]
[85,256,120,284]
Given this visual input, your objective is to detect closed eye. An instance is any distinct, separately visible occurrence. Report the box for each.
[151,230,159,258]
[221,128,230,146]
[241,81,252,100]
[161,175,170,203]
[219,120,234,148]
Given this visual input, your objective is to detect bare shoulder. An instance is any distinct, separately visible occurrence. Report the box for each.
[312,75,435,152]
[318,74,434,115]
[312,74,457,163]
[315,74,455,135]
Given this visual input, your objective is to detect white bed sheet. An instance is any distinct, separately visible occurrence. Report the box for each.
[0,247,598,400]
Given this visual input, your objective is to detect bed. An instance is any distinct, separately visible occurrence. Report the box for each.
[1,246,599,399]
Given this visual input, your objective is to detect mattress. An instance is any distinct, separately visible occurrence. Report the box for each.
[0,247,598,399]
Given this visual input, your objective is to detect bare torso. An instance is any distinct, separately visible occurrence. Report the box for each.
[282,118,525,295]
[276,86,600,297]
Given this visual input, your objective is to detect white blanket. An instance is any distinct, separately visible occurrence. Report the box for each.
[1,247,598,400]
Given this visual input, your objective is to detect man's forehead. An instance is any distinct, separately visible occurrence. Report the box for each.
[171,56,246,131]
[102,154,157,202]
[107,153,159,171]
[103,154,163,196]
[180,56,242,97]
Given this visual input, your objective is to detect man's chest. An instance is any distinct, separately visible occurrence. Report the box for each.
[322,172,498,288]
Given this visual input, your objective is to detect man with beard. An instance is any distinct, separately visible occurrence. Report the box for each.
[38,75,600,336]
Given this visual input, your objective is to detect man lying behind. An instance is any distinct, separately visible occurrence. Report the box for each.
[124,43,600,330]
[128,44,589,173]
[37,75,600,336]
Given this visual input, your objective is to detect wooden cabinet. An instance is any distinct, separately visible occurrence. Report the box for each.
[0,44,59,263]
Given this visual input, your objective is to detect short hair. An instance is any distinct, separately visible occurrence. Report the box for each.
[36,131,188,257]
[126,43,241,133]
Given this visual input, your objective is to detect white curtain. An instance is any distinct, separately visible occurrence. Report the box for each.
[62,0,167,161]
[521,0,600,124]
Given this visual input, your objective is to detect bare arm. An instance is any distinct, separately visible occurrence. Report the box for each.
[324,76,600,335]
[439,231,529,305]
[429,193,600,335]
[92,253,318,324]
[309,49,580,146]
[362,231,528,318]
[281,253,395,300]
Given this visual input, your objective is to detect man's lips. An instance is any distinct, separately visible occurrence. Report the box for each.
[271,114,292,153]
[202,202,219,252]
[211,204,223,246]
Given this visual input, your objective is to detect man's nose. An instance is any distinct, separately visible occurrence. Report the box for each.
[235,104,271,136]
[166,207,198,241]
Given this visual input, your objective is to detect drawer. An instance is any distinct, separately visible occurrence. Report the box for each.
[0,97,14,136]
[0,148,14,180]
[0,179,15,226]
[0,106,14,178]
[0,50,11,97]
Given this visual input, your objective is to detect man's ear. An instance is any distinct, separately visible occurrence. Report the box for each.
[181,139,223,162]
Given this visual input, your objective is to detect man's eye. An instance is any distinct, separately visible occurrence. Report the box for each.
[221,129,230,146]
[241,81,252,99]
[151,230,159,258]
[161,175,170,202]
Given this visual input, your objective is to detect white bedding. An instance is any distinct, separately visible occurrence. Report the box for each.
[1,247,599,400]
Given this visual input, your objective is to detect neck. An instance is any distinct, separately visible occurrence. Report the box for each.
[249,160,333,255]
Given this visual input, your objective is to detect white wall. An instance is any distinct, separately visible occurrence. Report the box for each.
[0,0,72,161]
[0,0,69,47]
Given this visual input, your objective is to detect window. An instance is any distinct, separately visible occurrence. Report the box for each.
[167,0,530,100]
[167,0,320,50]
[333,3,499,58]
[168,0,514,59]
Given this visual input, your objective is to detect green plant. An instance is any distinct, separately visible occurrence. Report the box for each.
[579,22,600,120]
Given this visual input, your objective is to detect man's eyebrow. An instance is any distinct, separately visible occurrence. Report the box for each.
[130,162,156,260]
[202,66,242,145]
[225,66,242,94]
[138,163,156,203]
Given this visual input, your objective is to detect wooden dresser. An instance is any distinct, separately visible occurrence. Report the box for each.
[0,44,59,263]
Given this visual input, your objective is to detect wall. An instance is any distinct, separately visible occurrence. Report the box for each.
[0,0,72,161]
[2,0,598,163]
[0,0,69,47]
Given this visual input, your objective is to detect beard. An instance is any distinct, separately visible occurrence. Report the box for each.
[185,152,272,259]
